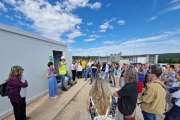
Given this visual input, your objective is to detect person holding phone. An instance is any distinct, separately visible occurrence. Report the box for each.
[90,60,98,84]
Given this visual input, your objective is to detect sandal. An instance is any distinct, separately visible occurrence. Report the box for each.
[27,117,31,120]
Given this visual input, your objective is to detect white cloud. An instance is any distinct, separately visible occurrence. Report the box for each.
[0,2,8,12]
[103,41,114,44]
[87,2,101,10]
[169,0,180,4]
[106,3,111,8]
[73,48,83,51]
[87,22,93,25]
[84,38,95,42]
[92,31,95,33]
[66,30,86,39]
[4,0,16,5]
[14,15,21,19]
[87,29,90,32]
[99,18,116,32]
[148,3,180,21]
[89,35,101,38]
[99,29,106,32]
[63,39,76,44]
[5,15,14,20]
[5,0,102,41]
[117,20,125,25]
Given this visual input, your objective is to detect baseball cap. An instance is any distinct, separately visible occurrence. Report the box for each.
[61,56,65,59]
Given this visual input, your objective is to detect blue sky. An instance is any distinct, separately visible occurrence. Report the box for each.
[0,0,180,56]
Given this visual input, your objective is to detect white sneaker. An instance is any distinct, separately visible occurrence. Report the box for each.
[115,88,119,91]
[55,95,58,97]
[51,96,58,99]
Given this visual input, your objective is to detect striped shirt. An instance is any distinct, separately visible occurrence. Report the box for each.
[165,71,176,89]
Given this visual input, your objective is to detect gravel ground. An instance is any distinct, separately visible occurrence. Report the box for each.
[55,78,165,120]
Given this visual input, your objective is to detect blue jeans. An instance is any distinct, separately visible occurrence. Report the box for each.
[104,72,108,82]
[142,110,156,120]
[100,71,104,77]
[82,68,85,77]
[85,68,91,80]
[61,74,71,89]
[91,72,97,83]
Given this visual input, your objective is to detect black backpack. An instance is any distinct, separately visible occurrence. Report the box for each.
[0,82,9,97]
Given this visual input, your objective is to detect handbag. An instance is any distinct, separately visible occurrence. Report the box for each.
[0,82,9,97]
[120,99,135,120]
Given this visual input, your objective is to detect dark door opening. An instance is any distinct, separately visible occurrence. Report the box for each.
[53,50,62,75]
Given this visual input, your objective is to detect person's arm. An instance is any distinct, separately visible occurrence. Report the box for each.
[138,86,156,103]
[46,73,55,78]
[87,96,91,112]
[113,86,129,98]
[164,74,170,82]
[13,78,28,88]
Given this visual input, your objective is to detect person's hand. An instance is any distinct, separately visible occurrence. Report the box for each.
[64,63,67,65]
[55,74,58,76]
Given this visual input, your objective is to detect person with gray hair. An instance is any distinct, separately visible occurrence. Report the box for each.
[113,68,139,119]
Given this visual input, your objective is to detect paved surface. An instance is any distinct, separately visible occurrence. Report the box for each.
[4,77,165,120]
[4,79,89,120]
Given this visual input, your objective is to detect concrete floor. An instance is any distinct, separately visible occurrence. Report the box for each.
[4,79,89,120]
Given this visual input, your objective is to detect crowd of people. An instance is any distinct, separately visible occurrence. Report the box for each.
[4,56,180,120]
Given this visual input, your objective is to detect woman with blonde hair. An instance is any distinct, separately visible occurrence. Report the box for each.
[87,78,116,120]
[7,66,28,120]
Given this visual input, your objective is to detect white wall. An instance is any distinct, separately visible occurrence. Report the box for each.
[0,24,70,119]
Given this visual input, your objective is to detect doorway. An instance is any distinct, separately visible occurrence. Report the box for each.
[53,50,62,75]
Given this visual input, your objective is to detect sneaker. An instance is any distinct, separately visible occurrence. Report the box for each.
[62,88,68,91]
[84,79,87,81]
[115,88,119,91]
[55,95,58,97]
[68,83,73,85]
[89,82,92,84]
[51,96,58,99]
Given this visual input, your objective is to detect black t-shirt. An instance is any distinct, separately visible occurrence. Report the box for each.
[91,64,98,73]
[117,82,139,116]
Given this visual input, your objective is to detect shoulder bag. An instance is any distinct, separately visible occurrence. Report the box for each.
[0,82,9,97]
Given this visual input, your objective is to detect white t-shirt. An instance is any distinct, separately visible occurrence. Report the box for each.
[87,61,93,68]
[172,89,180,107]
[20,76,27,98]
[71,64,76,70]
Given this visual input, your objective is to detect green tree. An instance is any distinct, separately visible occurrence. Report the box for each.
[171,59,178,64]
[158,58,163,63]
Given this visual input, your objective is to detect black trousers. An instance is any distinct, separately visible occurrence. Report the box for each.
[77,71,82,78]
[72,70,76,81]
[143,77,147,87]
[11,97,26,120]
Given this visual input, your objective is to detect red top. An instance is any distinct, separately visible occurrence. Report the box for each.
[7,77,28,105]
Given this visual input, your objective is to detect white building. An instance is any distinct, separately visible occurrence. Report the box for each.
[0,23,72,119]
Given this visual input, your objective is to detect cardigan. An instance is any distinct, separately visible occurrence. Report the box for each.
[7,77,28,105]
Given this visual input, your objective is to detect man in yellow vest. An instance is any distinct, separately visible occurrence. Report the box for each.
[81,58,86,77]
[58,56,72,91]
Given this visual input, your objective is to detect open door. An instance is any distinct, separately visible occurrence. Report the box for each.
[63,52,72,76]
[53,50,62,75]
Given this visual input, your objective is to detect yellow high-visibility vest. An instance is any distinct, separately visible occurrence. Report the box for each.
[59,61,67,75]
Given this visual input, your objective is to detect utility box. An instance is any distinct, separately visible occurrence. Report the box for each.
[0,23,72,119]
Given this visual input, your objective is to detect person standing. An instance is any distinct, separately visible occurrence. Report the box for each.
[109,62,115,87]
[164,64,176,114]
[77,59,83,79]
[81,58,86,77]
[97,61,101,78]
[90,60,98,84]
[84,58,93,81]
[120,67,125,88]
[165,71,180,120]
[138,66,166,120]
[113,63,121,91]
[100,63,104,77]
[58,56,72,91]
[113,68,139,120]
[135,64,140,72]
[138,68,144,94]
[71,60,77,81]
[104,61,110,82]
[143,63,149,88]
[7,66,28,120]
[18,66,31,120]
[46,62,59,99]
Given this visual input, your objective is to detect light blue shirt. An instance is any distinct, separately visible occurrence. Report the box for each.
[113,67,122,77]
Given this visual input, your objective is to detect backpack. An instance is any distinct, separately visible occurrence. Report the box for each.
[0,82,9,97]
[91,96,115,120]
